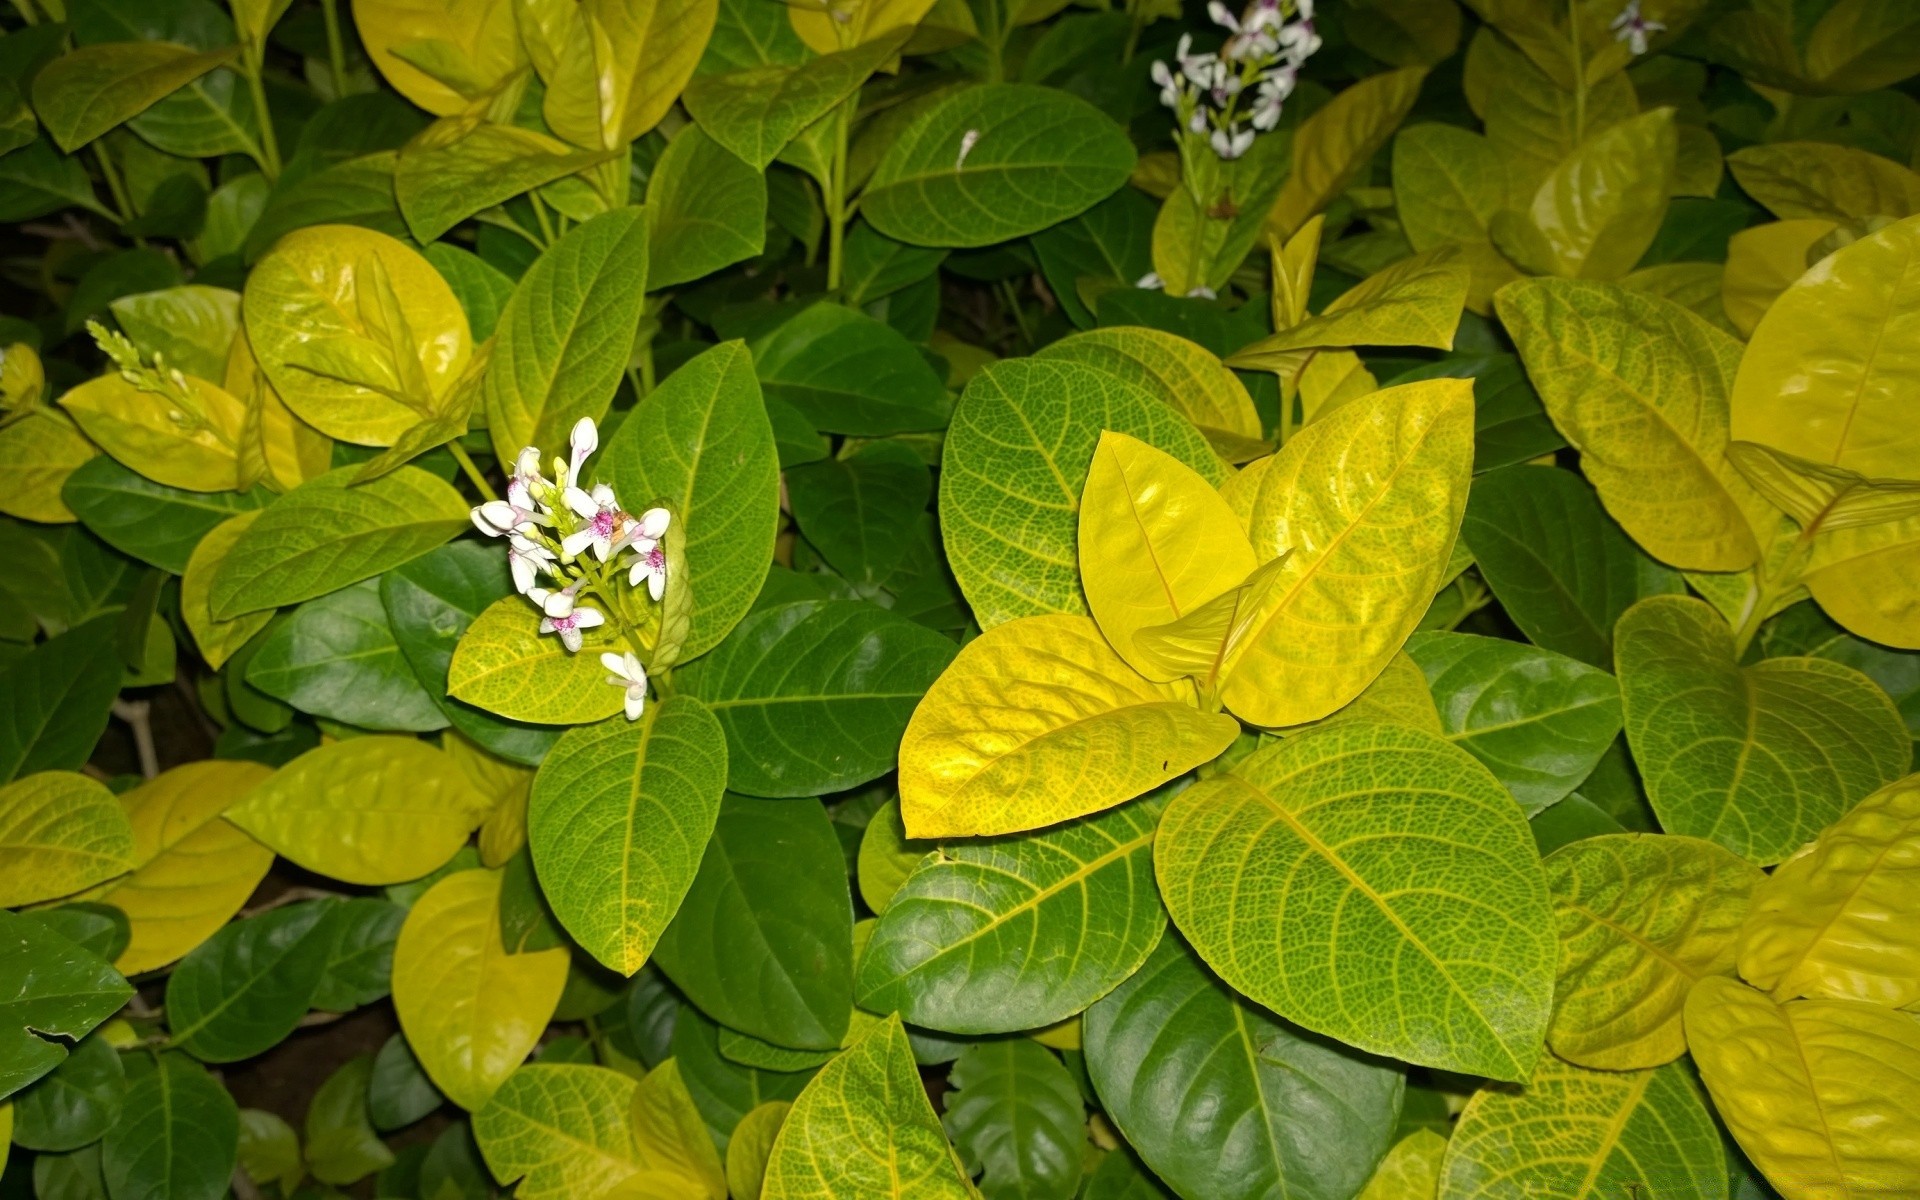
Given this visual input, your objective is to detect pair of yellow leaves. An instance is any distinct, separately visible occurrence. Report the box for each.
[900,377,1474,838]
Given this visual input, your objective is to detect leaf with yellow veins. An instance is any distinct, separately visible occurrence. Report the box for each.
[474,1064,641,1200]
[1078,431,1257,682]
[1687,977,1920,1200]
[393,870,570,1111]
[1545,833,1765,1070]
[1733,212,1920,482]
[1437,1056,1724,1200]
[761,1016,974,1200]
[226,737,492,885]
[58,372,245,493]
[446,732,534,869]
[789,0,937,56]
[1229,246,1471,369]
[1496,278,1768,572]
[1491,108,1678,282]
[1738,775,1920,1007]
[628,1059,725,1199]
[0,772,133,909]
[0,407,96,523]
[898,615,1238,839]
[1726,142,1920,224]
[1222,378,1474,728]
[84,761,276,975]
[353,0,526,117]
[1358,1129,1446,1200]
[449,596,629,725]
[1037,327,1264,462]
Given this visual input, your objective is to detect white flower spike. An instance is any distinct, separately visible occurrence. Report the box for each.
[602,651,648,721]
[561,483,626,562]
[565,417,599,488]
[539,604,604,653]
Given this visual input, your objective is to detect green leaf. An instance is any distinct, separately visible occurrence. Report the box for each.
[107,284,239,382]
[1436,1058,1723,1200]
[396,121,619,244]
[786,441,931,589]
[305,1054,395,1185]
[678,599,957,798]
[0,621,129,786]
[720,1028,834,1073]
[247,578,448,733]
[605,341,780,662]
[863,83,1135,248]
[857,792,1165,1035]
[67,0,258,160]
[529,698,729,976]
[425,244,516,343]
[472,1064,640,1200]
[1157,722,1556,1081]
[742,301,951,436]
[942,1039,1082,1200]
[369,1032,443,1132]
[1083,935,1404,1200]
[483,206,650,464]
[11,1032,126,1152]
[381,541,561,766]
[1387,353,1563,474]
[942,357,1224,628]
[1405,631,1624,814]
[0,138,108,223]
[165,901,341,1063]
[761,1016,974,1200]
[312,896,407,1013]
[647,127,767,289]
[61,448,271,575]
[841,223,948,308]
[1460,465,1685,669]
[244,152,408,260]
[684,31,908,171]
[98,1054,238,1200]
[209,465,468,619]
[671,1006,814,1152]
[1031,188,1155,330]
[0,909,131,1104]
[31,41,239,153]
[1615,595,1909,864]
[653,795,853,1051]
[446,595,628,726]
[1763,602,1920,738]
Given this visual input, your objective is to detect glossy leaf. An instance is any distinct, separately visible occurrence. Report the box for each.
[629,1058,726,1199]
[0,407,97,524]
[1083,935,1404,1200]
[646,126,767,289]
[1157,722,1556,1081]
[60,456,270,574]
[247,578,447,732]
[1392,122,1522,309]
[98,1055,238,1200]
[0,772,133,908]
[165,901,339,1063]
[1232,247,1470,364]
[684,32,908,171]
[58,371,243,493]
[1726,142,1920,224]
[396,122,618,244]
[0,909,132,1104]
[311,896,407,1012]
[31,41,238,153]
[859,791,1167,1034]
[448,595,629,725]
[943,1039,1083,1200]
[786,440,932,589]
[670,1005,814,1151]
[1494,108,1677,281]
[742,301,950,436]
[1035,326,1263,461]
[10,1032,124,1152]
[726,1101,789,1200]
[1615,596,1908,864]
[393,870,570,1111]
[1269,67,1426,238]
[472,1064,641,1200]
[1546,833,1765,1071]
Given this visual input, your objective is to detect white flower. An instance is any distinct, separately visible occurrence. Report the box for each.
[1277,18,1320,65]
[955,128,981,169]
[1610,0,1663,56]
[565,417,598,489]
[602,651,648,721]
[508,533,555,593]
[1251,66,1294,130]
[507,446,549,510]
[527,583,580,618]
[539,604,604,653]
[1211,123,1255,159]
[1151,60,1181,108]
[561,483,626,561]
[624,508,672,601]
[1136,272,1165,290]
[471,499,541,537]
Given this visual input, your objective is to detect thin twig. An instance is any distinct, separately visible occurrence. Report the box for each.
[112,698,159,779]
[241,886,345,917]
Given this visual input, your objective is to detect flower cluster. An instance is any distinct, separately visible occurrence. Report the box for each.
[1151,0,1320,161]
[470,417,670,719]
[1610,1,1664,56]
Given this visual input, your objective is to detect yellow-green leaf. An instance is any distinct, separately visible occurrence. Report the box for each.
[225,737,491,885]
[1728,142,1920,224]
[0,407,96,523]
[59,372,244,492]
[448,595,629,725]
[0,771,134,908]
[353,0,526,117]
[789,0,936,56]
[396,120,620,244]
[1078,431,1257,682]
[84,761,275,976]
[629,1059,725,1199]
[244,225,472,446]
[541,0,719,151]
[1437,1057,1725,1200]
[1546,832,1765,1070]
[1686,977,1920,1200]
[446,732,534,868]
[179,511,270,670]
[761,1016,974,1200]
[474,1064,641,1199]
[1034,326,1263,462]
[1496,278,1766,571]
[1800,503,1920,648]
[1230,247,1470,368]
[1721,218,1838,339]
[1222,378,1474,728]
[31,42,239,153]
[1492,108,1677,282]
[1737,774,1920,1007]
[1393,123,1523,307]
[898,614,1237,839]
[1357,1129,1446,1200]
[1267,67,1426,239]
[726,1101,789,1200]
[1732,211,1920,481]
[394,869,570,1111]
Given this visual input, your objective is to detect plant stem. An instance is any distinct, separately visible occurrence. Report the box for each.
[112,699,159,779]
[320,0,349,99]
[998,277,1035,349]
[530,191,558,247]
[1567,0,1587,143]
[243,59,282,180]
[90,144,135,226]
[825,99,853,293]
[448,441,498,502]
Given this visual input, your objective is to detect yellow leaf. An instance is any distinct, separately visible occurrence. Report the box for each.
[1732,211,1920,481]
[1270,215,1324,331]
[543,0,719,150]
[628,1059,725,1200]
[1738,775,1920,1007]
[0,406,96,522]
[244,225,473,446]
[1622,261,1734,336]
[1222,378,1474,727]
[58,372,244,492]
[898,615,1239,838]
[790,0,937,55]
[1267,67,1427,239]
[1686,977,1920,1200]
[1721,218,1840,339]
[224,329,332,493]
[1358,1129,1446,1200]
[1727,141,1920,223]
[84,760,275,975]
[1496,278,1768,571]
[0,771,134,908]
[225,737,491,885]
[394,868,570,1110]
[353,0,526,117]
[1799,501,1920,647]
[1036,327,1263,461]
[1219,453,1271,534]
[447,731,534,869]
[1297,349,1379,426]
[1727,441,1920,534]
[1291,649,1442,736]
[448,596,629,725]
[1132,557,1285,682]
[474,1063,643,1198]
[1492,108,1677,282]
[1078,431,1257,682]
[1231,246,1470,369]
[181,511,272,670]
[1546,833,1764,1070]
[1,340,43,407]
[726,1101,790,1200]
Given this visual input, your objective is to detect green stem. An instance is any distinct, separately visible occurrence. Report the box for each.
[825,100,853,293]
[1122,0,1144,63]
[529,191,558,247]
[90,144,136,227]
[1567,0,1587,143]
[320,0,349,99]
[242,57,282,180]
[998,278,1035,349]
[448,441,498,503]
